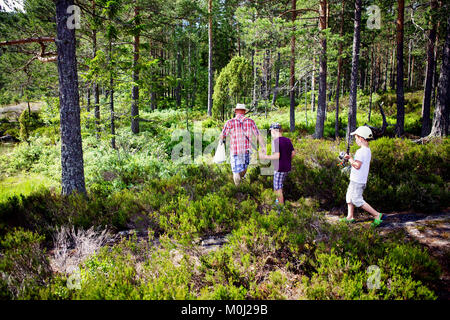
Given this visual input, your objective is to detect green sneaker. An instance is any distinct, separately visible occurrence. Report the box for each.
[371,213,383,228]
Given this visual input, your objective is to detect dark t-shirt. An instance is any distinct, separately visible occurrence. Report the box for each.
[272,136,294,172]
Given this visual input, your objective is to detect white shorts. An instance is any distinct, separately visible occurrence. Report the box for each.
[346,181,366,207]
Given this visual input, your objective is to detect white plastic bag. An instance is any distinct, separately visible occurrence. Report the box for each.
[213,140,226,164]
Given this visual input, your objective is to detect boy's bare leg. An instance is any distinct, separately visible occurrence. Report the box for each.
[275,189,284,204]
[361,203,382,219]
[347,203,355,220]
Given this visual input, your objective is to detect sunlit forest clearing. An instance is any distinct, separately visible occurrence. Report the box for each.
[0,0,448,301]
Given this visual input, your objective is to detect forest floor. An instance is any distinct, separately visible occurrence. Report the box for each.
[326,208,450,300]
[84,205,449,300]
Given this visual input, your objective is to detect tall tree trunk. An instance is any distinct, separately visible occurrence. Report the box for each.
[272,51,281,106]
[347,0,362,142]
[131,2,140,134]
[314,0,327,138]
[421,0,438,137]
[305,76,308,127]
[176,50,182,108]
[432,22,440,108]
[109,42,116,149]
[55,0,86,195]
[311,54,316,112]
[407,39,412,89]
[92,0,100,140]
[86,86,90,129]
[390,44,395,90]
[289,0,296,132]
[207,0,213,117]
[335,0,345,140]
[430,16,449,137]
[369,45,375,122]
[395,0,405,137]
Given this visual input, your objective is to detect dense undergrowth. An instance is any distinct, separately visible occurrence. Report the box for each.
[0,90,448,300]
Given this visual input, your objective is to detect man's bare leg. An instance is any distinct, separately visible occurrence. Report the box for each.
[233,173,241,186]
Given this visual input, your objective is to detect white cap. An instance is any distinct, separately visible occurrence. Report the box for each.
[235,103,247,111]
[350,126,373,140]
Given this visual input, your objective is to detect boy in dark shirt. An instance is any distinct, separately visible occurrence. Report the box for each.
[259,123,295,204]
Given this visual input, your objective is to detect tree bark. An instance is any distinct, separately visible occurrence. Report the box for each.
[207,0,213,117]
[421,0,438,137]
[335,0,345,140]
[347,0,362,142]
[109,41,116,149]
[55,0,86,195]
[314,0,327,138]
[272,51,281,106]
[289,0,297,132]
[395,0,405,137]
[131,2,140,134]
[430,16,449,137]
[92,0,100,140]
[311,55,315,112]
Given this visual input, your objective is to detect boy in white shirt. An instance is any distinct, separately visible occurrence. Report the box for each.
[342,126,383,227]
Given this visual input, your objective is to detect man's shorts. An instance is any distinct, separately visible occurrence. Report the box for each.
[346,180,366,207]
[273,171,288,191]
[231,152,250,173]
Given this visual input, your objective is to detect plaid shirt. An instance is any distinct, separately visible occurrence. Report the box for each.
[221,114,260,155]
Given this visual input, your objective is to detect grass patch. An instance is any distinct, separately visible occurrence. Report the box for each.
[0,173,59,204]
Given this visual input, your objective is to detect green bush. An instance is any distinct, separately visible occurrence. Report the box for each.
[0,228,51,299]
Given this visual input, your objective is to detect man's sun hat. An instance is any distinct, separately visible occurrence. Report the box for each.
[350,126,373,140]
[269,122,281,130]
[235,103,247,111]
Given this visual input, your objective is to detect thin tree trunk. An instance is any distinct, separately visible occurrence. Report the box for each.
[314,0,327,138]
[335,0,345,140]
[272,51,281,107]
[305,76,308,127]
[421,0,438,137]
[207,0,213,117]
[55,0,86,195]
[395,0,405,137]
[347,0,362,142]
[311,55,316,112]
[369,45,375,122]
[109,41,115,149]
[429,16,449,137]
[289,0,296,132]
[131,2,140,134]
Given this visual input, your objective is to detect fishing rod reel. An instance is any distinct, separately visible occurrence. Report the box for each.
[337,147,351,175]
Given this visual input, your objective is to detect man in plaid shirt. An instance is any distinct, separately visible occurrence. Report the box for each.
[219,104,265,186]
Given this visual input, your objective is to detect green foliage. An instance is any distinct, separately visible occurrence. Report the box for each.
[304,225,440,300]
[0,228,51,299]
[212,56,253,119]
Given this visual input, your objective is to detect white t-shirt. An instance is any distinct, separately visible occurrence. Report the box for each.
[350,146,371,184]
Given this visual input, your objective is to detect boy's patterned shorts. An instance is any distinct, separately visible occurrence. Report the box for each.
[273,171,288,190]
